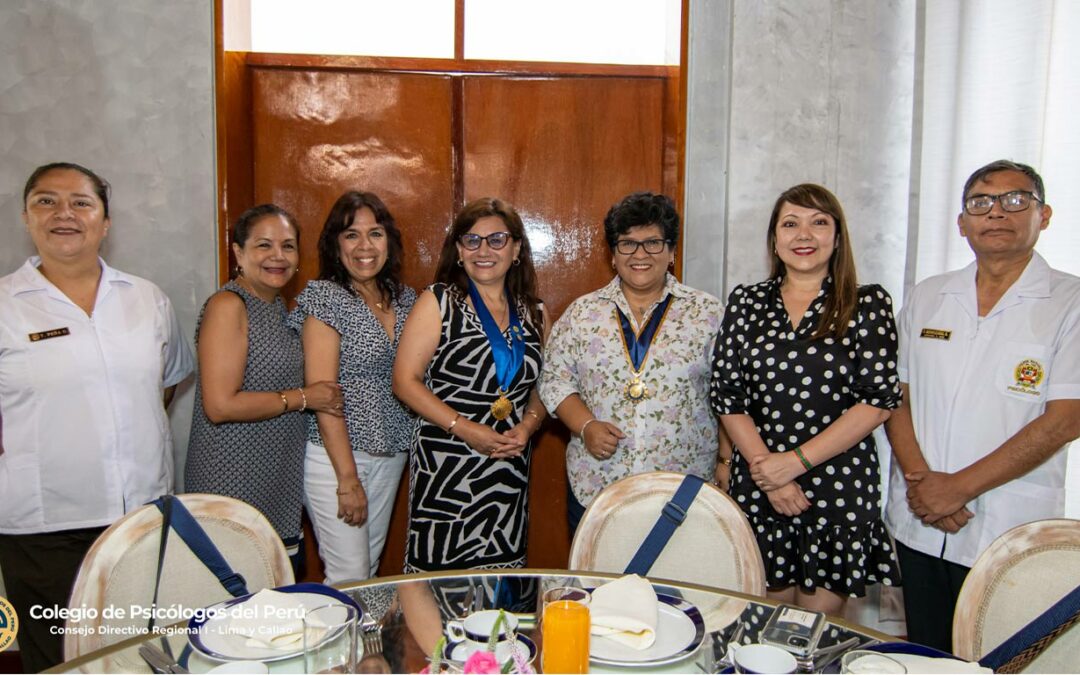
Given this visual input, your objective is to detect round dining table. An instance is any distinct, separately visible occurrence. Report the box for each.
[47,568,895,673]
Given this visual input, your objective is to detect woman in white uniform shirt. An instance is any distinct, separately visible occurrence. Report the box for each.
[0,162,194,672]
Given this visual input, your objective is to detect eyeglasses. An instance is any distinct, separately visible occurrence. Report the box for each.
[615,238,669,255]
[963,190,1042,216]
[459,231,512,250]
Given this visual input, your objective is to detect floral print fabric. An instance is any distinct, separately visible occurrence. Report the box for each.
[540,274,724,506]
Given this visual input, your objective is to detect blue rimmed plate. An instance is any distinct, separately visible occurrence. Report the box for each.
[188,583,359,663]
[589,592,706,668]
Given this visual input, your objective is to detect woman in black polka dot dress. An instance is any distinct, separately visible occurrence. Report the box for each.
[710,184,902,615]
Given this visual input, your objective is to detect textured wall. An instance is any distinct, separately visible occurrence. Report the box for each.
[685,0,916,303]
[0,1,217,484]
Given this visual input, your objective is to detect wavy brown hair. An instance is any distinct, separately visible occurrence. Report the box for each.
[433,198,544,340]
[767,184,857,341]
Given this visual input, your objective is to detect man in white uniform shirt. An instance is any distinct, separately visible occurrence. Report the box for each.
[884,160,1080,652]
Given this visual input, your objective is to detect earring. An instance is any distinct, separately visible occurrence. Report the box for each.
[513,258,521,266]
[457,259,464,267]
[668,260,675,270]
[235,265,244,277]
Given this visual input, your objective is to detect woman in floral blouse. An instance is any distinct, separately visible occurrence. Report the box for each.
[539,191,729,534]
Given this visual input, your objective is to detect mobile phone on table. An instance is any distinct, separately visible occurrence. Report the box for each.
[759,604,826,657]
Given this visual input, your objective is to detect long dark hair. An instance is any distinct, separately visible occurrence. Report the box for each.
[316,191,404,302]
[767,184,858,341]
[433,198,544,339]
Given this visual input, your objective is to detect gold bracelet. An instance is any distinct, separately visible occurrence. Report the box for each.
[579,418,599,438]
[298,387,308,412]
[447,413,462,435]
[277,391,289,413]
[717,456,732,467]
[526,409,541,422]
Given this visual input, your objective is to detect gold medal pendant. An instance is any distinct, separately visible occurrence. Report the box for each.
[624,375,649,403]
[491,392,513,420]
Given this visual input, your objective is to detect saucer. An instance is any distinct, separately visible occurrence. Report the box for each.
[446,634,537,665]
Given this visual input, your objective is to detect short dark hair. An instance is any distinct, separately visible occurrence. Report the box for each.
[316,191,404,302]
[962,159,1046,204]
[232,204,300,249]
[23,162,111,218]
[603,192,680,249]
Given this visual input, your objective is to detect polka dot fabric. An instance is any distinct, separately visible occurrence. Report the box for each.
[710,277,902,596]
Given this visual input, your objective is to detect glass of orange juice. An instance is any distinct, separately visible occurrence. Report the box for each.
[541,587,591,674]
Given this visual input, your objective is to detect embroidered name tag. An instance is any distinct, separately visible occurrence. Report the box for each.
[28,327,70,342]
[919,328,952,340]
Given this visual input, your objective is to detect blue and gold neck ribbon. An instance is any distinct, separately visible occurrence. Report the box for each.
[468,280,525,420]
[615,294,672,402]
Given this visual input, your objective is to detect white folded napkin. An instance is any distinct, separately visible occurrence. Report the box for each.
[222,589,310,650]
[588,574,659,650]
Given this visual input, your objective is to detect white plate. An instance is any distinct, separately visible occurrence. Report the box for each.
[188,584,356,663]
[589,593,705,667]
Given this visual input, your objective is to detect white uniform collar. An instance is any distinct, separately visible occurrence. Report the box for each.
[939,251,1051,318]
[11,257,133,307]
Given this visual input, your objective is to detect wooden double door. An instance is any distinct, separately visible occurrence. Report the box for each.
[221,56,679,573]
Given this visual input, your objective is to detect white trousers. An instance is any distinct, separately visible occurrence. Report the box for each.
[304,441,407,584]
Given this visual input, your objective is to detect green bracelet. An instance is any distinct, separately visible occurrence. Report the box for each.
[793,446,814,471]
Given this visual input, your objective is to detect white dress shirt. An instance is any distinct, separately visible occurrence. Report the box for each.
[885,252,1080,567]
[0,257,194,534]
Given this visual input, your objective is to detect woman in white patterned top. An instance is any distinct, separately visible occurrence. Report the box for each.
[538,192,730,534]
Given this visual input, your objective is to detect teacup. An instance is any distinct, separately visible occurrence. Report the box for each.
[446,609,520,661]
[733,643,798,674]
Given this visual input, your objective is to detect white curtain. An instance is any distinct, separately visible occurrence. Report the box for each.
[911,0,1080,514]
[913,0,1080,281]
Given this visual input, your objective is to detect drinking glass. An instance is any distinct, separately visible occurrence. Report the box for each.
[304,603,358,674]
[541,587,591,674]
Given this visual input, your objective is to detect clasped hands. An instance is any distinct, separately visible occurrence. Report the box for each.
[905,470,975,533]
[748,452,810,517]
[457,418,536,459]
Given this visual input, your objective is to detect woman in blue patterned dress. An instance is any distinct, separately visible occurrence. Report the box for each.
[393,198,548,572]
[292,191,417,584]
[186,204,342,564]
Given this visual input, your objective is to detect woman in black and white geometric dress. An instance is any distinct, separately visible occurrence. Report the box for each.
[394,198,548,572]
[710,184,902,615]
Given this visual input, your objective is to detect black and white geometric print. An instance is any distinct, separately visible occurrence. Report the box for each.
[405,284,543,573]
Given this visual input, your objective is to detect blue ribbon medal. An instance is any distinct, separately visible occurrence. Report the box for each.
[468,280,525,420]
[615,294,672,402]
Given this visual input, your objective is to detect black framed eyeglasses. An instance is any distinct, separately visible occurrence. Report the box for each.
[964,190,1042,216]
[459,231,512,250]
[615,238,669,255]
